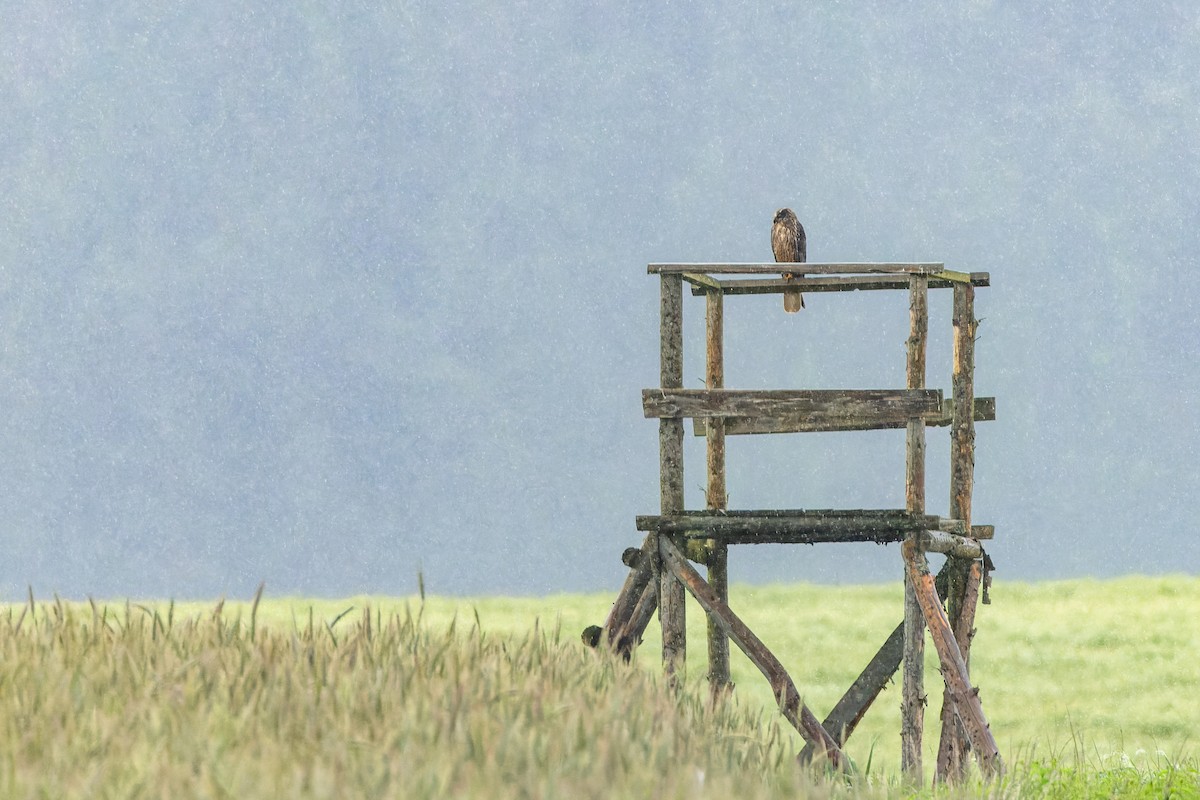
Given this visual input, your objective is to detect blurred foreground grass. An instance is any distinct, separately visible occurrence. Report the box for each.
[0,575,1196,797]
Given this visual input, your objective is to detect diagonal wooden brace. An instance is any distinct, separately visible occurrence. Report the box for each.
[797,621,905,763]
[601,536,655,649]
[658,537,848,770]
[901,539,1002,777]
[614,579,658,657]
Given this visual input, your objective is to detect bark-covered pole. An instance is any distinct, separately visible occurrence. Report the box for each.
[705,287,730,697]
[937,281,980,781]
[902,274,928,782]
[658,272,686,684]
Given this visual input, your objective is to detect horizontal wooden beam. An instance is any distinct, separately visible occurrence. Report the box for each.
[690,273,990,296]
[649,262,945,275]
[693,397,995,436]
[683,528,993,547]
[644,389,942,421]
[637,509,970,536]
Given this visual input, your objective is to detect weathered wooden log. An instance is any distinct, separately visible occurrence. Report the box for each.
[658,537,848,770]
[649,262,944,275]
[937,281,980,782]
[902,560,926,779]
[905,275,929,516]
[798,621,905,763]
[948,283,976,545]
[693,530,909,546]
[603,537,654,647]
[658,272,686,683]
[692,397,995,436]
[614,579,658,658]
[902,274,929,782]
[903,539,1001,778]
[680,271,723,290]
[643,388,943,422]
[689,272,991,295]
[637,510,969,536]
[918,531,984,559]
[953,561,983,655]
[704,288,730,696]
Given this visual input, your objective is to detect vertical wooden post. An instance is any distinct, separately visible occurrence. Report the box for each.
[902,275,928,781]
[658,273,686,684]
[705,288,730,698]
[936,281,979,781]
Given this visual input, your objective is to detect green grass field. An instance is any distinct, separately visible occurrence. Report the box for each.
[2,575,1197,797]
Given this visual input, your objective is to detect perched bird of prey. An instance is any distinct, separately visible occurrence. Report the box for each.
[771,208,806,312]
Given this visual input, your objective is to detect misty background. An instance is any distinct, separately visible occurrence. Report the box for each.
[2,3,1197,600]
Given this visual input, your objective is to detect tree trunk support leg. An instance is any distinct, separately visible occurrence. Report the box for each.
[902,539,1002,778]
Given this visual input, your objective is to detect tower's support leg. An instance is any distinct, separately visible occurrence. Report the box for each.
[704,287,730,698]
[658,272,686,684]
[937,281,980,781]
[903,539,1001,778]
[902,274,929,782]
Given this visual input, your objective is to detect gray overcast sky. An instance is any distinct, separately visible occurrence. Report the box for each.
[2,2,1198,599]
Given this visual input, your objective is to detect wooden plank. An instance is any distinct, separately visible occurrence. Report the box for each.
[644,388,943,421]
[903,540,1002,778]
[649,262,944,275]
[799,622,905,763]
[692,397,996,436]
[903,274,929,782]
[658,273,686,684]
[931,270,975,284]
[691,273,991,295]
[704,288,730,697]
[658,537,848,770]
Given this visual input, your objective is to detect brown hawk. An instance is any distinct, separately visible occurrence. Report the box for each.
[772,208,806,312]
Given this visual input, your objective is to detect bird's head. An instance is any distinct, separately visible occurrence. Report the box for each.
[774,208,796,224]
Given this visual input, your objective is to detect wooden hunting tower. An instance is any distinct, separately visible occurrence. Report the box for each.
[588,262,1000,784]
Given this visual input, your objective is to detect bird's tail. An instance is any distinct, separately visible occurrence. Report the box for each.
[784,288,805,313]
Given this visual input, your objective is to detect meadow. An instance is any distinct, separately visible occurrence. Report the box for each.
[0,575,1196,797]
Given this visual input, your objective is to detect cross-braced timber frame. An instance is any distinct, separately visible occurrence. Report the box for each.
[587,262,1002,784]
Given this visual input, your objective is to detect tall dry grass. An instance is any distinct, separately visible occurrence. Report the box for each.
[0,595,865,799]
